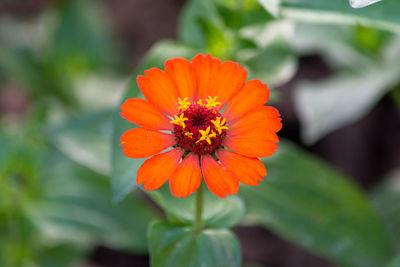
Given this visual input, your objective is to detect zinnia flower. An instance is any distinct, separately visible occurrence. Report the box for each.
[120,54,282,198]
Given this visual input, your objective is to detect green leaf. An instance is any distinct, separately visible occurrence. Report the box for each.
[148,221,241,267]
[238,21,297,87]
[111,41,199,202]
[294,62,400,144]
[29,150,160,253]
[0,44,76,107]
[149,185,245,228]
[198,18,234,58]
[371,169,400,249]
[178,0,222,47]
[279,0,400,33]
[240,140,394,267]
[51,0,116,72]
[46,109,113,175]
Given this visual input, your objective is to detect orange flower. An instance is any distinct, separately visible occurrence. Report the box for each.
[120,54,282,198]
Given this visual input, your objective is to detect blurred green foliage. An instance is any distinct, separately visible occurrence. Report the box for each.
[0,0,155,265]
[1,0,400,266]
[241,141,394,267]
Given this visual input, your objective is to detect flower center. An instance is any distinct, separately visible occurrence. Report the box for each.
[170,97,228,155]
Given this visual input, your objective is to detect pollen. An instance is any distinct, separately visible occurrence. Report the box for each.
[205,96,221,109]
[196,126,216,145]
[178,97,191,111]
[211,116,228,134]
[170,113,188,129]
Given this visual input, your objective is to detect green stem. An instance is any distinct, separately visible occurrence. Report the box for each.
[192,182,204,235]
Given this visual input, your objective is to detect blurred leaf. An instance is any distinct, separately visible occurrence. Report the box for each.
[0,133,87,266]
[179,0,274,57]
[29,150,160,253]
[111,41,199,202]
[279,0,400,33]
[371,169,400,249]
[178,0,222,47]
[36,244,85,267]
[47,110,113,175]
[215,0,274,29]
[51,0,116,73]
[349,0,383,8]
[0,14,54,53]
[0,45,76,107]
[198,18,233,58]
[388,254,400,267]
[72,74,127,110]
[293,23,378,69]
[239,0,275,27]
[240,140,394,267]
[149,185,245,228]
[148,221,241,267]
[179,0,235,58]
[294,62,400,144]
[383,35,400,65]
[258,0,281,17]
[238,21,297,86]
[354,25,388,54]
[241,43,296,87]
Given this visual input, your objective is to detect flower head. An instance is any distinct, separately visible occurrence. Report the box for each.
[120,54,282,198]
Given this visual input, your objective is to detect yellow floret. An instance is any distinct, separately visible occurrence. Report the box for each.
[205,96,221,109]
[178,97,191,111]
[170,113,188,129]
[211,116,228,134]
[196,126,216,145]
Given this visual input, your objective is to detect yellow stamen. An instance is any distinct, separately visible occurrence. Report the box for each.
[205,96,221,109]
[211,117,228,134]
[178,97,191,111]
[196,126,216,145]
[197,99,204,106]
[184,131,193,138]
[170,114,188,129]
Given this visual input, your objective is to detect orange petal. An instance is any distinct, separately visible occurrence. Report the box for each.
[212,61,247,109]
[201,154,239,198]
[223,130,279,158]
[120,98,173,131]
[223,80,270,122]
[170,153,201,198]
[228,106,282,136]
[120,128,175,158]
[191,54,221,99]
[216,149,265,186]
[137,68,178,116]
[137,148,183,191]
[165,57,197,101]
